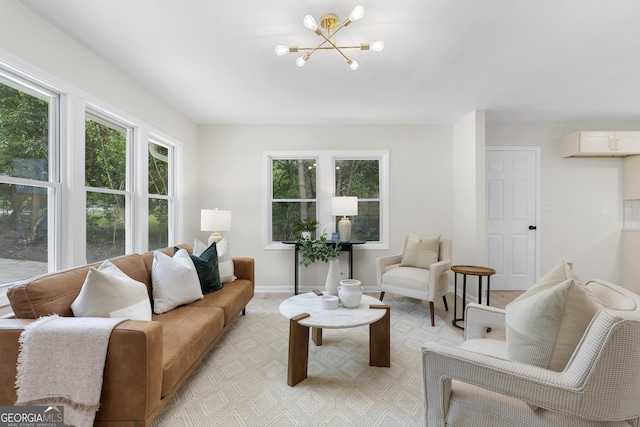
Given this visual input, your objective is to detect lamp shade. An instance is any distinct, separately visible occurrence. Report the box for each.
[201,209,232,232]
[332,197,358,216]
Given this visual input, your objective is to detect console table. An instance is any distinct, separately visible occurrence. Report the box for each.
[283,240,365,295]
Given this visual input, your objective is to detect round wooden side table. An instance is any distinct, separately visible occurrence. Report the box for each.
[451,265,496,330]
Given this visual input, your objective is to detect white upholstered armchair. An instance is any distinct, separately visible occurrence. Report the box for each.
[421,279,640,426]
[376,235,451,326]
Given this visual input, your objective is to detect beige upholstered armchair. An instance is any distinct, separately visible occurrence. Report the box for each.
[421,279,640,426]
[376,235,451,326]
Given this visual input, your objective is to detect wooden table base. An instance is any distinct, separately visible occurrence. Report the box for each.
[286,305,391,387]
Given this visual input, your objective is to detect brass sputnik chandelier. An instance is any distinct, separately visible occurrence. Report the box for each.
[275,5,384,70]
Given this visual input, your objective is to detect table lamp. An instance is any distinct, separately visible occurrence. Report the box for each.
[201,208,232,246]
[331,196,358,242]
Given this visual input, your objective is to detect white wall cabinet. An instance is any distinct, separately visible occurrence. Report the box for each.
[562,131,640,157]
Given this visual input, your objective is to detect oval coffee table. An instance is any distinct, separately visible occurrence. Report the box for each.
[279,292,390,386]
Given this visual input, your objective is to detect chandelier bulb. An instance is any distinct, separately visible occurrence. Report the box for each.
[296,56,307,67]
[303,15,318,32]
[347,58,359,71]
[275,45,290,56]
[349,5,365,22]
[369,41,385,52]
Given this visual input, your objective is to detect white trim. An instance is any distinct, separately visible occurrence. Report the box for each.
[0,48,184,274]
[264,150,389,250]
[486,145,541,283]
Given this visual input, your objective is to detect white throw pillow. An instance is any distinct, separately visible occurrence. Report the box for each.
[506,277,600,371]
[151,248,203,314]
[193,238,208,257]
[400,233,440,269]
[216,238,237,283]
[71,260,152,321]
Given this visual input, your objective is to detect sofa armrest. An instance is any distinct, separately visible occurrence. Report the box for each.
[97,320,163,423]
[0,319,164,424]
[233,257,255,285]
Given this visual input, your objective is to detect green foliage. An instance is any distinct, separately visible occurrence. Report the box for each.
[0,83,49,245]
[299,235,341,267]
[291,218,319,237]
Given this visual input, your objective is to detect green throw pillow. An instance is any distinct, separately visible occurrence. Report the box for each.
[174,243,223,294]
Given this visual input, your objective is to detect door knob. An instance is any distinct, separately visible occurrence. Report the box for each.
[528,225,537,230]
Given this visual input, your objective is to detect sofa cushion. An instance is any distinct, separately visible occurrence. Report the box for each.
[151,249,203,314]
[506,278,600,371]
[400,233,440,269]
[175,243,223,294]
[195,238,236,283]
[153,306,225,397]
[187,280,254,326]
[71,260,152,320]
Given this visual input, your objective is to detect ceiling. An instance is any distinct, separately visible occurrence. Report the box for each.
[20,0,640,125]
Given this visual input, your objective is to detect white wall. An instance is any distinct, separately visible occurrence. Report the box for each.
[197,125,454,293]
[451,111,487,301]
[486,121,638,283]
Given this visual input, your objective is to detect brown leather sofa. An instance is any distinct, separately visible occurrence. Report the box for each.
[0,245,254,426]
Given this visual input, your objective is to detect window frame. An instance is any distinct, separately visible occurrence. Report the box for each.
[84,107,135,257]
[0,52,184,295]
[264,150,389,250]
[147,137,175,250]
[0,68,62,273]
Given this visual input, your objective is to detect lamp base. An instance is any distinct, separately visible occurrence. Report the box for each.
[338,217,351,242]
[208,232,223,246]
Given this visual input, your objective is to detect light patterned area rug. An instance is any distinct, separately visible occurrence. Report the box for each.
[151,294,462,427]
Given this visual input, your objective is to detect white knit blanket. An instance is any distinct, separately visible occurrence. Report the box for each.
[15,315,124,427]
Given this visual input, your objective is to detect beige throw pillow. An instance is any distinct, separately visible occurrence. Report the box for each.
[71,260,152,321]
[217,238,237,283]
[400,233,440,269]
[506,269,600,371]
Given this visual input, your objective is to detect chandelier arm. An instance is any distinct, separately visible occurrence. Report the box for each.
[318,33,350,61]
[297,45,363,51]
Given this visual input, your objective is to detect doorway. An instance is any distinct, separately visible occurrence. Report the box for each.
[486,147,540,291]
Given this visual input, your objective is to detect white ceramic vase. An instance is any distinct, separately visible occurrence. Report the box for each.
[338,279,363,308]
[325,259,341,296]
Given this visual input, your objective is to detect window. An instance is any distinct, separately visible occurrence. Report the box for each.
[0,58,182,292]
[148,140,173,250]
[335,158,381,241]
[85,112,131,263]
[0,74,59,283]
[271,158,318,241]
[266,150,388,248]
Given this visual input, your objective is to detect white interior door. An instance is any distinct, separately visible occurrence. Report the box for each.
[486,148,539,290]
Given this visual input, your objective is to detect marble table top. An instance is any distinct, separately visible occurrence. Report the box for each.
[279,292,386,329]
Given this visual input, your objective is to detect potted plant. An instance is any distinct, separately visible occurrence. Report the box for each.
[298,234,341,267]
[298,234,342,295]
[291,218,320,240]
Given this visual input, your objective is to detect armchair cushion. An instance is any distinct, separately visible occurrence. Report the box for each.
[400,233,440,269]
[506,278,600,371]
